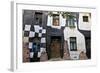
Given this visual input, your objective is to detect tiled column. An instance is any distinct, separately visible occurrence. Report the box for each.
[23,42,30,62]
[79,51,88,60]
[63,41,71,60]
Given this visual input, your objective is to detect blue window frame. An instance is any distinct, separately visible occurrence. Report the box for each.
[32,42,40,52]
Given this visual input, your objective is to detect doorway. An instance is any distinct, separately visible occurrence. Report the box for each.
[50,36,61,58]
[85,37,91,59]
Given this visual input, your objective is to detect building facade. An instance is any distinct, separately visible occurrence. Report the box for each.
[23,10,91,62]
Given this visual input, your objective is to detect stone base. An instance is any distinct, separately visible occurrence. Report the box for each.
[23,48,30,62]
[49,58,62,61]
[23,42,30,62]
[63,41,71,60]
[63,53,71,60]
[79,51,88,60]
[40,52,48,61]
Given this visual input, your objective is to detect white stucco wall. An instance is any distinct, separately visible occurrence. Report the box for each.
[47,13,86,60]
[47,15,52,26]
[64,28,86,52]
[64,22,86,59]
[79,13,91,30]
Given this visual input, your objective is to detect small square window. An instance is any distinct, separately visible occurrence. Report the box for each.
[83,16,88,22]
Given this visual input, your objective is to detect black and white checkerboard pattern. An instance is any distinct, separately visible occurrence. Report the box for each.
[23,24,46,59]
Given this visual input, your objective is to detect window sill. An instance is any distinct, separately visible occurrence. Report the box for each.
[51,25,61,29]
[70,50,77,51]
[69,26,76,28]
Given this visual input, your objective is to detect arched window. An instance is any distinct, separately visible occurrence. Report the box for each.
[32,37,40,53]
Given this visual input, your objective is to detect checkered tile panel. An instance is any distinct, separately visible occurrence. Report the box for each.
[23,24,46,59]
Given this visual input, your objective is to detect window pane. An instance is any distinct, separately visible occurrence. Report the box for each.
[70,37,77,51]
[70,43,73,50]
[53,14,59,26]
[68,19,74,27]
[73,43,76,50]
[35,12,42,25]
[83,16,88,22]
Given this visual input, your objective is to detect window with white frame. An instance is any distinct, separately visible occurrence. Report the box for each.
[53,14,59,26]
[83,16,89,22]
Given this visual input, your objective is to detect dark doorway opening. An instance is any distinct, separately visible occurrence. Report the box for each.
[85,37,91,59]
[50,36,61,59]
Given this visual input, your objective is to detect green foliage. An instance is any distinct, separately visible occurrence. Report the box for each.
[62,12,76,19]
[48,12,53,17]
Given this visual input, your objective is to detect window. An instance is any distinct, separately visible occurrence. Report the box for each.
[53,14,59,26]
[68,19,75,27]
[70,37,77,51]
[32,43,40,52]
[83,16,88,22]
[35,12,42,25]
[32,37,40,52]
[66,16,75,28]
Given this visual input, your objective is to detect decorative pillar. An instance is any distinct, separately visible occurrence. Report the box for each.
[23,42,30,62]
[63,41,71,60]
[79,51,88,60]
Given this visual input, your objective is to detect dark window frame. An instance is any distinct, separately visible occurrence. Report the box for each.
[68,18,75,27]
[70,37,77,51]
[83,16,89,22]
[66,17,75,28]
[35,12,43,25]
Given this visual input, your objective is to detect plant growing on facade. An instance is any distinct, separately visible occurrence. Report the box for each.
[48,11,77,28]
[62,12,76,28]
[48,12,53,17]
